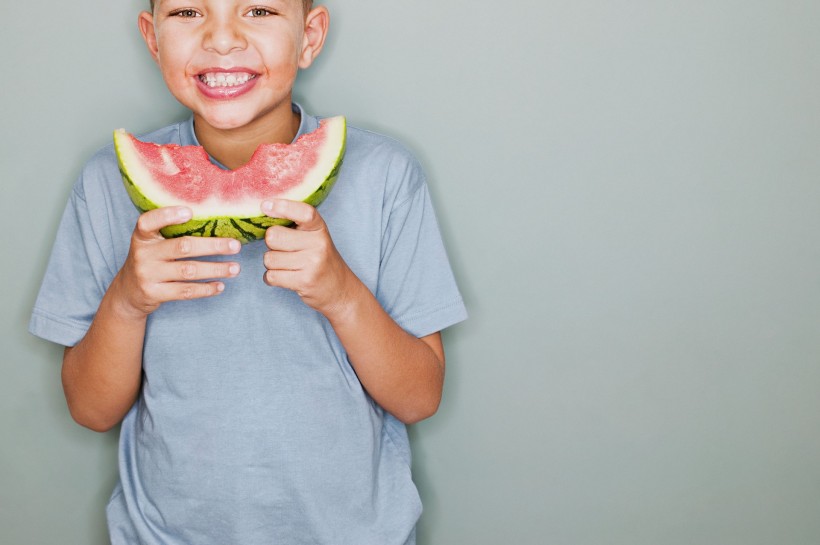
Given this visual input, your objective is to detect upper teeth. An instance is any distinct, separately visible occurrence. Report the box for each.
[200,73,254,87]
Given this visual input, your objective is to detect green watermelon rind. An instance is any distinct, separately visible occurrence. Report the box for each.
[114,118,346,244]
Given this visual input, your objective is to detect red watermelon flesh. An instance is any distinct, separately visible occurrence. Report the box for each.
[113,116,346,242]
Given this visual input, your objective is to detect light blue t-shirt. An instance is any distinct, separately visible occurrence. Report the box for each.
[29,104,467,545]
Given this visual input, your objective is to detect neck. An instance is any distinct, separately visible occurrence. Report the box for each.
[193,107,301,170]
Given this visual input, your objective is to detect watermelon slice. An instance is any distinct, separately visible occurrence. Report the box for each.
[113,116,346,243]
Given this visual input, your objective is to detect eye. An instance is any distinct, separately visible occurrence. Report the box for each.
[170,9,201,18]
[246,7,275,17]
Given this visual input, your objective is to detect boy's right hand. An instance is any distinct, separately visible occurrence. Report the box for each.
[112,206,241,319]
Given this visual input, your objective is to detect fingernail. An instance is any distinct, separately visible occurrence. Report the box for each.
[178,207,192,220]
[261,200,274,212]
[216,282,225,292]
[229,239,241,252]
[229,264,240,275]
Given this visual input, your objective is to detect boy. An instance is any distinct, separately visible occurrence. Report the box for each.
[28,1,466,544]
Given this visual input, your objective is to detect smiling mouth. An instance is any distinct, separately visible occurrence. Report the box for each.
[198,72,258,88]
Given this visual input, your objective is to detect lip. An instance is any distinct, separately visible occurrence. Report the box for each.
[194,67,260,100]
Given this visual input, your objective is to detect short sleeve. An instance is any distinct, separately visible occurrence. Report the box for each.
[375,163,467,338]
[29,180,117,347]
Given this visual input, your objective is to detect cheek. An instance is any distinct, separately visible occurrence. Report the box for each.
[160,57,188,86]
[156,32,190,70]
[257,35,301,71]
[158,48,192,86]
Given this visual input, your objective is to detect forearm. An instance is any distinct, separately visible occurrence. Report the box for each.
[327,279,445,425]
[62,276,147,432]
[259,201,448,423]
[60,209,240,432]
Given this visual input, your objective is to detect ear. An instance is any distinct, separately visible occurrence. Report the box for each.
[298,6,330,69]
[138,11,160,64]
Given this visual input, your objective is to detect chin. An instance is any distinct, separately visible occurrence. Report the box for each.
[189,95,292,134]
[197,111,258,132]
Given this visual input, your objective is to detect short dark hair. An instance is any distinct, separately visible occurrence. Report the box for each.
[149,1,314,15]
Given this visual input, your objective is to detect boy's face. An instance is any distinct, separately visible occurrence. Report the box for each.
[139,1,326,134]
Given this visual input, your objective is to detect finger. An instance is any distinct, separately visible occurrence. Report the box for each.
[261,199,324,231]
[157,259,241,283]
[159,235,242,260]
[134,207,192,242]
[264,225,313,252]
[153,281,227,302]
[263,250,304,272]
[263,268,301,290]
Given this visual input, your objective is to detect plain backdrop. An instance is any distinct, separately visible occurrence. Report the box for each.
[3,1,820,544]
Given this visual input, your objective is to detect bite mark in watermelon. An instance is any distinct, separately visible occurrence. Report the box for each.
[113,116,346,243]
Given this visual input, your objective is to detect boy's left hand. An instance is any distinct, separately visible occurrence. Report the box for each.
[261,199,357,318]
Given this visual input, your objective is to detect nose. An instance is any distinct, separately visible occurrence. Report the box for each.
[202,17,247,54]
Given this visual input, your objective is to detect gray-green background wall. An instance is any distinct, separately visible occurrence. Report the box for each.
[3,1,819,543]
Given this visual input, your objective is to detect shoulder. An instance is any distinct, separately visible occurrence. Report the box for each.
[343,122,424,174]
[338,121,428,207]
